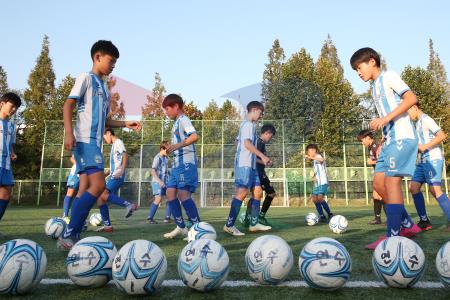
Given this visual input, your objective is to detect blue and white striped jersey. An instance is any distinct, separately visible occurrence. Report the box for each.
[371,71,417,143]
[415,113,443,161]
[171,114,197,168]
[151,153,168,184]
[110,138,126,178]
[68,72,110,148]
[0,120,16,170]
[235,120,257,169]
[313,154,328,186]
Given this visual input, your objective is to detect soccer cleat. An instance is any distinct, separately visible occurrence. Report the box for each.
[163,217,171,223]
[147,218,158,224]
[57,236,76,251]
[223,225,245,236]
[163,226,188,239]
[258,215,272,227]
[95,226,113,232]
[400,223,422,238]
[319,215,327,223]
[125,203,139,218]
[365,235,387,250]
[417,219,432,231]
[249,223,272,233]
[327,213,334,222]
[368,216,382,225]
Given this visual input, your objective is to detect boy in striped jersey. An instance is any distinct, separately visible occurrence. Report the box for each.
[408,104,449,231]
[147,141,171,224]
[0,92,21,232]
[306,144,333,223]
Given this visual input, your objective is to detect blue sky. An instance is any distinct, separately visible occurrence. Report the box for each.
[1,0,449,110]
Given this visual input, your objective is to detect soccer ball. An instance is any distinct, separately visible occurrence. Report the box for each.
[89,213,103,227]
[178,239,229,291]
[329,215,348,234]
[305,212,319,226]
[44,217,67,239]
[298,237,352,290]
[372,236,425,288]
[188,222,217,242]
[0,239,47,295]
[66,236,117,288]
[245,235,293,285]
[113,240,167,295]
[436,241,450,287]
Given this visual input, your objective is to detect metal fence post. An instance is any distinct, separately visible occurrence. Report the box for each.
[37,121,47,206]
[362,145,369,205]
[56,126,65,207]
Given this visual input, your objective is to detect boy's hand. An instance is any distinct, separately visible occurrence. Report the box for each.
[260,155,271,166]
[104,169,111,177]
[159,180,166,188]
[418,144,428,153]
[166,143,181,154]
[266,159,273,167]
[10,152,17,161]
[64,133,76,151]
[125,121,142,131]
[370,117,389,131]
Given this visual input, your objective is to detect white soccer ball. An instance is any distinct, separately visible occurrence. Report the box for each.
[89,213,103,227]
[372,236,425,288]
[245,235,293,285]
[0,239,47,295]
[113,240,167,295]
[188,222,217,242]
[436,241,450,288]
[44,217,67,239]
[305,212,319,226]
[178,239,229,291]
[298,237,352,290]
[66,236,117,288]
[329,215,348,234]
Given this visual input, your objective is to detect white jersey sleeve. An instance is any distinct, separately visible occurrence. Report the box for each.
[180,117,196,135]
[152,155,160,170]
[383,71,410,97]
[68,73,89,100]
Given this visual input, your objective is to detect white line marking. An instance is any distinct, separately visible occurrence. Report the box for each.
[40,279,445,289]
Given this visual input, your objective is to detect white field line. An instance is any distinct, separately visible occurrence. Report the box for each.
[40,279,445,289]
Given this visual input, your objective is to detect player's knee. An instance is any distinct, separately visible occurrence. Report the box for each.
[408,182,420,194]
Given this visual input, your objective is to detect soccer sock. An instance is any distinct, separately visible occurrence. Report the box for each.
[148,203,159,220]
[107,193,131,207]
[246,198,252,216]
[436,194,450,221]
[261,195,274,214]
[315,202,324,217]
[401,207,414,229]
[226,198,243,227]
[99,204,111,226]
[412,192,428,221]
[374,199,382,217]
[168,199,185,228]
[64,192,97,238]
[0,199,9,221]
[63,195,73,217]
[321,201,332,215]
[165,204,171,218]
[386,203,403,237]
[181,198,200,223]
[250,198,261,226]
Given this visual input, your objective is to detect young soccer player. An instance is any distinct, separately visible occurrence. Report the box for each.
[408,104,450,231]
[147,141,171,224]
[95,128,139,232]
[0,92,21,233]
[58,40,141,250]
[305,144,333,223]
[350,47,421,249]
[357,129,385,225]
[224,101,272,236]
[62,155,79,222]
[162,94,201,239]
[244,124,276,226]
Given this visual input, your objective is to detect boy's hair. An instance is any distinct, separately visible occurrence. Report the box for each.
[160,140,169,150]
[357,129,374,141]
[91,40,120,60]
[261,124,276,135]
[350,47,380,70]
[305,143,319,153]
[1,92,22,107]
[104,128,115,136]
[247,101,264,113]
[162,94,184,109]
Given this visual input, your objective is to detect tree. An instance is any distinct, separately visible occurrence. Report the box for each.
[427,39,448,86]
[203,99,222,120]
[262,39,285,101]
[107,78,126,120]
[142,72,165,119]
[48,75,75,121]
[281,48,315,82]
[220,99,240,120]
[319,34,343,74]
[184,101,203,120]
[0,66,8,95]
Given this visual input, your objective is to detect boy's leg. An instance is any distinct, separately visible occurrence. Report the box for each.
[369,189,384,224]
[313,195,326,221]
[225,188,247,231]
[63,188,75,218]
[163,186,188,239]
[180,190,200,224]
[0,186,11,222]
[148,195,161,223]
[164,197,171,222]
[260,174,275,216]
[96,190,113,232]
[106,178,138,218]
[431,185,450,224]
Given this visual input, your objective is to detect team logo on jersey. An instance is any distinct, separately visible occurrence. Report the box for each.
[95,155,103,164]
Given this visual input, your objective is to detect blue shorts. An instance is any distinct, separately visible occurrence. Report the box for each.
[73,142,104,173]
[106,176,125,195]
[0,168,14,186]
[167,163,198,193]
[374,139,418,177]
[151,182,166,196]
[411,159,444,186]
[312,184,329,196]
[66,175,80,190]
[234,167,261,189]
